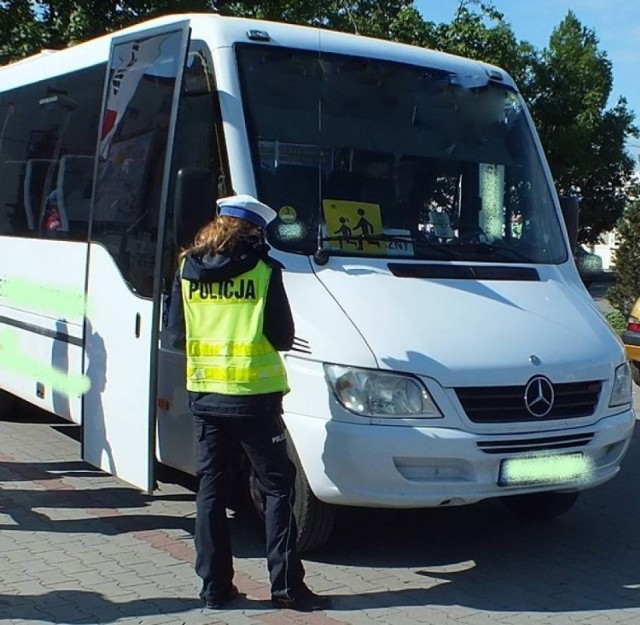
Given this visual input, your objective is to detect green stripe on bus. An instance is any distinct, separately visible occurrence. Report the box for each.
[0,277,92,320]
[0,329,91,397]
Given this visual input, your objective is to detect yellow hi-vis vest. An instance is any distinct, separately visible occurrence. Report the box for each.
[180,258,289,395]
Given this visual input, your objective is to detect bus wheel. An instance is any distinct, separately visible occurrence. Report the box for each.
[247,436,337,554]
[0,390,16,419]
[500,491,579,520]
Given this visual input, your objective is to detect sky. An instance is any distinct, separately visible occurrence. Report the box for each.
[414,0,640,166]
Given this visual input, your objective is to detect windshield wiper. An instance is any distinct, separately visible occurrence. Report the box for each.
[313,235,533,264]
[449,241,533,262]
[314,234,468,262]
[321,234,415,244]
[313,234,416,265]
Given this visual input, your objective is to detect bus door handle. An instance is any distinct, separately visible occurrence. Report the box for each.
[135,313,141,338]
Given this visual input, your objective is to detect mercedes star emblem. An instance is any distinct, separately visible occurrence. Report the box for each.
[524,376,555,417]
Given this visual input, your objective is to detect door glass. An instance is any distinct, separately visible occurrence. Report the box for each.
[162,40,228,290]
[92,29,186,297]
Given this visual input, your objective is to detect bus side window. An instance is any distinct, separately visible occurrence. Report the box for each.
[0,64,103,240]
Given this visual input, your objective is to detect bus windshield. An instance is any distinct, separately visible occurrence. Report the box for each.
[236,44,567,264]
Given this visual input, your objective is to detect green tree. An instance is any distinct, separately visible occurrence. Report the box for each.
[528,11,638,243]
[215,0,324,23]
[426,0,537,92]
[606,199,640,316]
[219,1,433,44]
[0,0,219,63]
[0,0,47,63]
[318,1,430,43]
[2,0,637,245]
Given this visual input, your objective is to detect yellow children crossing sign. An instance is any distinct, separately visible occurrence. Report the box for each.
[322,199,383,253]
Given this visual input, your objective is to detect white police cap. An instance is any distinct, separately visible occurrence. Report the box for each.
[217,194,277,228]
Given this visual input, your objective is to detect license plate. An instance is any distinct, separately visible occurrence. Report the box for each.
[498,452,592,487]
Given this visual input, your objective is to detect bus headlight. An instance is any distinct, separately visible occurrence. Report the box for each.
[610,362,632,407]
[323,364,442,418]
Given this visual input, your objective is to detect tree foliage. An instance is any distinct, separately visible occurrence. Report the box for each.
[0,0,637,242]
[425,1,537,92]
[0,0,47,62]
[606,200,640,316]
[527,11,638,242]
[0,0,219,61]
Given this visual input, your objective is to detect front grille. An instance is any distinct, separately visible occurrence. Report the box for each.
[477,432,594,454]
[456,381,601,423]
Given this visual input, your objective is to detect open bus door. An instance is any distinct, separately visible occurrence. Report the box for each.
[82,21,191,492]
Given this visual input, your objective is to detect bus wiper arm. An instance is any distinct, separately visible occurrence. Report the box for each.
[313,234,416,265]
[451,241,533,262]
[319,234,416,245]
[356,234,415,244]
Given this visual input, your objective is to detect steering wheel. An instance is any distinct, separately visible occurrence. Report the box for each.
[455,227,490,244]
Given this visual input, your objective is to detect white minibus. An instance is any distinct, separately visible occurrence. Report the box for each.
[0,13,634,551]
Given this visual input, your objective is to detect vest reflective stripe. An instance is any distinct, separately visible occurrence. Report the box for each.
[180,259,289,395]
[186,339,274,357]
[187,363,287,383]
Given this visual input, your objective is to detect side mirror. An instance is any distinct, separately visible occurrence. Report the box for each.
[559,195,579,254]
[174,167,217,249]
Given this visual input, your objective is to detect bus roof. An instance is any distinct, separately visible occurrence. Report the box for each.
[0,13,515,92]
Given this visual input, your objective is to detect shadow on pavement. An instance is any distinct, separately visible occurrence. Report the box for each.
[0,591,203,623]
[0,460,113,481]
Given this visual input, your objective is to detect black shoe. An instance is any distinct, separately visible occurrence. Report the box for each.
[203,584,239,609]
[271,587,331,612]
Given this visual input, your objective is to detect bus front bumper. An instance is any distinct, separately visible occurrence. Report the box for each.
[284,409,635,508]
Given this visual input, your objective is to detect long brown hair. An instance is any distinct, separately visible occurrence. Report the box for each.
[179,215,262,261]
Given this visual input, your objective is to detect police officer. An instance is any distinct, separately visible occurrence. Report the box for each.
[167,195,329,612]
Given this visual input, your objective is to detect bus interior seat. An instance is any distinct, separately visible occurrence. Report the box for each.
[25,159,59,233]
[57,155,94,230]
[429,209,454,240]
[54,192,70,233]
[0,161,25,233]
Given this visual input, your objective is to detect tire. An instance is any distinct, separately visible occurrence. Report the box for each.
[631,362,640,387]
[500,491,580,520]
[0,390,17,419]
[247,434,337,554]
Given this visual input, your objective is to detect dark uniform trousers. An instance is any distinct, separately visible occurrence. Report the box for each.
[193,412,306,602]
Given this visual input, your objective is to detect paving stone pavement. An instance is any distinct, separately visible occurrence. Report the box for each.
[1,390,639,625]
